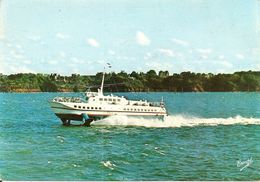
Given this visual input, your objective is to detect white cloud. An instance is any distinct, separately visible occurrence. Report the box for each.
[87,38,100,48]
[200,55,208,59]
[146,52,152,57]
[97,60,105,64]
[219,61,233,68]
[10,50,25,59]
[56,32,70,39]
[71,57,85,64]
[196,48,212,54]
[108,50,115,55]
[136,31,151,46]
[59,51,66,58]
[157,48,175,57]
[251,47,260,55]
[16,44,22,49]
[172,38,189,46]
[23,60,31,64]
[48,60,58,65]
[218,55,225,60]
[28,35,41,41]
[0,54,4,73]
[0,3,5,40]
[236,54,244,60]
[145,61,173,70]
[9,65,34,73]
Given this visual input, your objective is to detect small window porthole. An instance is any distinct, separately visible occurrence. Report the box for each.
[95,107,98,110]
[83,106,85,109]
[78,106,81,109]
[91,107,94,110]
[74,105,77,108]
[99,107,101,110]
[87,107,90,109]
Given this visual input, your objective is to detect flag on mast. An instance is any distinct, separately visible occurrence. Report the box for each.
[107,63,112,68]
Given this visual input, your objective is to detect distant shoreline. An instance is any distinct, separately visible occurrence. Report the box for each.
[0,70,259,92]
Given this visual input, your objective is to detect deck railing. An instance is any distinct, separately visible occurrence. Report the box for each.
[53,97,85,103]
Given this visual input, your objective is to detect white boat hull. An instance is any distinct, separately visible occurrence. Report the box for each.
[50,101,167,123]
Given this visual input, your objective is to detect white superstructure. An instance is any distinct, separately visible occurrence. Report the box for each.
[50,71,167,126]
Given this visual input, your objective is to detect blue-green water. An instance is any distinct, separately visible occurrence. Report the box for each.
[0,92,259,180]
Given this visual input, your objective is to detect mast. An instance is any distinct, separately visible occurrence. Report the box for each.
[100,63,111,95]
[100,69,105,95]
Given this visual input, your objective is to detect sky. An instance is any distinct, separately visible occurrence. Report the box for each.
[0,0,259,75]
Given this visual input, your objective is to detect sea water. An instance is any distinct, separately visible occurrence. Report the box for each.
[0,92,259,180]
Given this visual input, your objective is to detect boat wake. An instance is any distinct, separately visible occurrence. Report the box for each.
[92,115,260,128]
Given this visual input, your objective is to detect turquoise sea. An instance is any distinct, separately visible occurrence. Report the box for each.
[0,92,259,180]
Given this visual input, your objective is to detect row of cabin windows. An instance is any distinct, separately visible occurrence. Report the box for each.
[74,105,101,110]
[123,108,157,112]
[98,98,121,102]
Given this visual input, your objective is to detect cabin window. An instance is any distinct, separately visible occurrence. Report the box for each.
[78,106,81,109]
[83,106,85,109]
[141,109,143,111]
[117,99,120,102]
[99,107,101,110]
[87,107,90,109]
[95,107,98,110]
[113,99,116,102]
[109,98,112,101]
[99,98,103,101]
[144,109,146,112]
[131,108,133,111]
[127,108,129,111]
[104,98,107,101]
[134,109,136,111]
[137,109,140,111]
[74,105,77,108]
[91,107,94,110]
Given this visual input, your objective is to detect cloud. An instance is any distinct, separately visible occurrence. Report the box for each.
[9,65,35,73]
[172,38,189,47]
[59,51,66,58]
[108,50,115,55]
[56,32,70,39]
[145,61,173,71]
[48,60,58,65]
[200,55,208,59]
[218,55,225,60]
[219,61,233,68]
[71,57,85,64]
[0,54,4,73]
[87,38,100,47]
[136,31,151,46]
[23,60,31,64]
[196,48,212,54]
[0,1,5,40]
[157,48,175,57]
[28,35,41,41]
[236,53,244,60]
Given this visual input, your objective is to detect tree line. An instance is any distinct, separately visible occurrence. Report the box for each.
[0,70,259,92]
